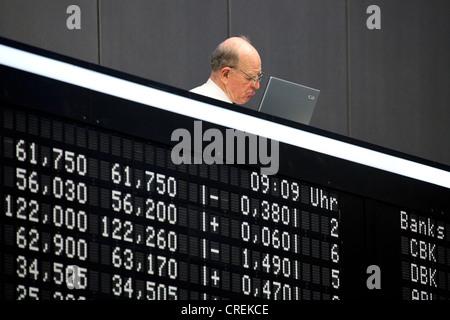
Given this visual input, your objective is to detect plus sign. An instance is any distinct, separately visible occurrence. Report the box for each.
[210,216,219,232]
[211,269,220,287]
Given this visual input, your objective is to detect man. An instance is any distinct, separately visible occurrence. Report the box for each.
[191,36,263,105]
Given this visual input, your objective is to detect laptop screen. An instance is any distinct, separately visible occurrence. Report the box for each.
[258,76,320,125]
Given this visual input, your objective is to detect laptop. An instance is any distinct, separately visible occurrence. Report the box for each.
[258,76,320,125]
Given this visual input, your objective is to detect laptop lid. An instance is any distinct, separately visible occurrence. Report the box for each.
[258,76,320,125]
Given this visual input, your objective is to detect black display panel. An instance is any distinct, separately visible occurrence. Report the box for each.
[0,38,449,301]
[0,103,342,300]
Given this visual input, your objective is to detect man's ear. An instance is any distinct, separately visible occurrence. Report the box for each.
[220,67,232,84]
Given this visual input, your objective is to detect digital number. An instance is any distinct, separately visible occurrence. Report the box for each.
[16,168,39,193]
[146,282,178,300]
[112,274,133,298]
[111,165,177,196]
[262,281,292,300]
[53,148,87,175]
[16,255,39,280]
[145,199,177,224]
[53,263,87,289]
[331,243,339,263]
[241,223,291,251]
[5,195,40,222]
[330,218,339,237]
[251,172,269,193]
[53,177,87,204]
[147,254,177,279]
[53,234,88,260]
[111,275,178,300]
[242,276,294,300]
[147,171,177,197]
[16,139,37,165]
[53,205,87,232]
[260,200,290,225]
[262,254,292,278]
[112,247,134,270]
[17,285,39,300]
[332,269,340,289]
[112,163,132,186]
[146,226,177,252]
[111,190,134,214]
[16,226,39,252]
[101,216,134,242]
[250,171,300,201]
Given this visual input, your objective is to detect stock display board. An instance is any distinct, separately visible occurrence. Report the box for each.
[0,38,449,300]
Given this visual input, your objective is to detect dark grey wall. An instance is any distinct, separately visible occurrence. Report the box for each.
[1,0,449,167]
[99,0,228,90]
[348,0,450,167]
[0,0,98,63]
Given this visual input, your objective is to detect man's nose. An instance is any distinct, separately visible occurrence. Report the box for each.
[253,80,260,90]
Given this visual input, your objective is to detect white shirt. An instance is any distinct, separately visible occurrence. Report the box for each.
[190,78,232,103]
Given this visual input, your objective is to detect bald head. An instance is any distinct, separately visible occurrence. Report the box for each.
[207,36,262,104]
[210,36,259,72]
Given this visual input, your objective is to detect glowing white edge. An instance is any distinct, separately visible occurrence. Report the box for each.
[1,44,449,189]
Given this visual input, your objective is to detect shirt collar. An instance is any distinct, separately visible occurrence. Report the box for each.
[206,78,233,103]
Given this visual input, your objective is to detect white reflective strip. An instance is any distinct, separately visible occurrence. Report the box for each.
[1,44,449,189]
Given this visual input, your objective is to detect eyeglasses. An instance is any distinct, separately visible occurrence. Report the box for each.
[240,69,264,85]
[230,67,264,85]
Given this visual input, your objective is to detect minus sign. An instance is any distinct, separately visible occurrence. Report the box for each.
[210,195,219,200]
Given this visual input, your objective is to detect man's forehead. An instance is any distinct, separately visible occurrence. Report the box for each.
[239,56,261,71]
[241,64,262,74]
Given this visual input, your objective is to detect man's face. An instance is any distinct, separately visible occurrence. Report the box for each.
[227,67,262,104]
[225,52,262,104]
